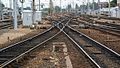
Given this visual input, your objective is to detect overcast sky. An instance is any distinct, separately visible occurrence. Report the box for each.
[1,0,112,8]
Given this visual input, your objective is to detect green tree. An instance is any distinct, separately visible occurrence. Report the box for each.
[0,2,5,18]
[110,0,117,7]
[67,4,71,10]
[75,4,79,9]
[55,6,61,13]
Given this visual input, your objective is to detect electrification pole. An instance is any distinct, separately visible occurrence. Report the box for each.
[87,0,90,14]
[49,0,53,15]
[83,2,85,14]
[9,0,12,9]
[98,0,100,18]
[108,0,111,17]
[60,0,62,12]
[32,0,35,24]
[39,0,40,11]
[13,0,18,30]
[92,0,95,15]
[0,0,2,20]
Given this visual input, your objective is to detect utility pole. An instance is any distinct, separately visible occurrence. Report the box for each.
[60,0,62,12]
[39,0,40,11]
[73,0,75,13]
[32,0,35,24]
[92,0,95,15]
[13,0,18,30]
[83,2,85,14]
[87,0,90,14]
[98,0,100,18]
[108,0,111,17]
[0,0,2,20]
[49,0,53,15]
[9,0,12,20]
[9,0,12,9]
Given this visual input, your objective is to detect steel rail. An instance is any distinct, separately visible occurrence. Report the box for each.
[68,25,120,57]
[75,19,120,36]
[62,25,120,68]
[0,17,69,67]
[0,26,53,52]
[62,27,101,68]
[0,21,22,30]
[0,28,61,68]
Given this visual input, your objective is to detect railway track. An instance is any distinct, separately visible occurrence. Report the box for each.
[62,25,120,68]
[0,14,119,68]
[0,17,70,67]
[0,26,60,67]
[73,18,120,36]
[0,20,22,30]
[77,15,120,30]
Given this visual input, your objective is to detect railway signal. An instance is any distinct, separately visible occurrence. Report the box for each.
[19,0,25,14]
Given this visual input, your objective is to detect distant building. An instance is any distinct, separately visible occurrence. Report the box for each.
[94,7,120,18]
[117,0,120,8]
[99,2,108,8]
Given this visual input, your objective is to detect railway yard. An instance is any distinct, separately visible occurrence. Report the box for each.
[0,13,120,68]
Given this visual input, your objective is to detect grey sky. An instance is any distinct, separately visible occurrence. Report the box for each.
[2,0,112,8]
